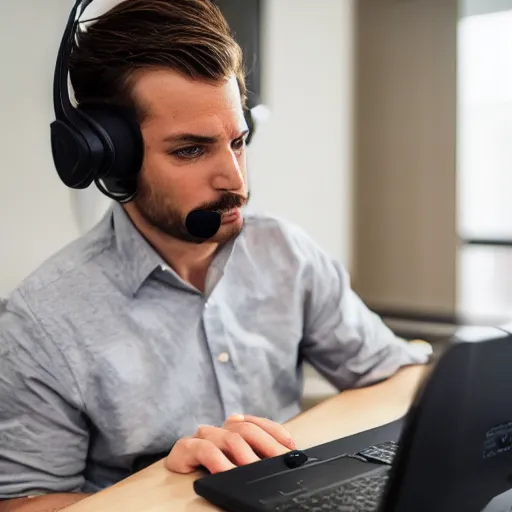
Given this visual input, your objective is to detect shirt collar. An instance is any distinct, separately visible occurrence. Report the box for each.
[111,203,164,296]
[110,203,241,297]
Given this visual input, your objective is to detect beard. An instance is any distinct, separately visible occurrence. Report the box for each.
[133,175,248,244]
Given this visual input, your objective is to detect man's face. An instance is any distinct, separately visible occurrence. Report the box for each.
[131,69,249,244]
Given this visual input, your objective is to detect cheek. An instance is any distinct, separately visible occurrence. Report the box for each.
[141,151,179,190]
[144,155,213,207]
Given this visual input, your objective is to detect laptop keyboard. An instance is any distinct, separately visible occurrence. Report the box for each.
[350,440,399,465]
[268,441,399,512]
[273,468,390,512]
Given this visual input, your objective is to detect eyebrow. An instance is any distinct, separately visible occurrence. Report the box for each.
[163,130,250,145]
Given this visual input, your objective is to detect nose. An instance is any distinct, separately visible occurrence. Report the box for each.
[211,147,245,192]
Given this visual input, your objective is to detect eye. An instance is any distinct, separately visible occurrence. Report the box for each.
[172,146,204,159]
[232,136,246,154]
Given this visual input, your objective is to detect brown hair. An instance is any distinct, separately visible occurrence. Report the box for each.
[69,0,246,121]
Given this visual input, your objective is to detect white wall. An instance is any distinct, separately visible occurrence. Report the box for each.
[0,0,81,296]
[249,0,354,268]
[0,0,354,296]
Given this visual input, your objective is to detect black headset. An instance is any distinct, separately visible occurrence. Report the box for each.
[50,0,254,204]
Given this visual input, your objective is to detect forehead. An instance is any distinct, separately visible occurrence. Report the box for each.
[132,69,246,135]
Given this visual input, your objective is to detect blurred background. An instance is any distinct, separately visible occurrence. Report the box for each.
[0,0,511,401]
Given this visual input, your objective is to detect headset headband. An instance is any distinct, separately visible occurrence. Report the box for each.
[54,0,94,124]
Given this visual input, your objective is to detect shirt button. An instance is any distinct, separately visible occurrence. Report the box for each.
[218,352,230,363]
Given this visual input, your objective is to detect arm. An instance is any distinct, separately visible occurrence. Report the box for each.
[0,299,90,505]
[299,236,431,390]
[0,494,90,512]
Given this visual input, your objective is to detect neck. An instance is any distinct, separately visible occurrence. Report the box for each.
[123,205,218,292]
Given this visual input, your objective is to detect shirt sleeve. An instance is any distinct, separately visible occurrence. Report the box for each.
[0,293,89,499]
[299,235,431,391]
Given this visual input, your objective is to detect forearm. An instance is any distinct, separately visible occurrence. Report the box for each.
[0,493,90,512]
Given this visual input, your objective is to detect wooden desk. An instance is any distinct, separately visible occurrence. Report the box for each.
[66,365,428,512]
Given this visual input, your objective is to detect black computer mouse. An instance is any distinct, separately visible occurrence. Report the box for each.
[283,450,309,469]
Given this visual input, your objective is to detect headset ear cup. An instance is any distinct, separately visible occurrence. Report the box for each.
[77,104,144,201]
[50,113,106,189]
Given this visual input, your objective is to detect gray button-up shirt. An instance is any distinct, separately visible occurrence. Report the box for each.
[0,204,428,498]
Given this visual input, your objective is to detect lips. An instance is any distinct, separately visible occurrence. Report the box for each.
[221,208,240,224]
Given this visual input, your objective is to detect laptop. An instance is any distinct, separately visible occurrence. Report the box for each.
[194,326,512,512]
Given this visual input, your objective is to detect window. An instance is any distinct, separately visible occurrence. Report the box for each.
[457,3,512,318]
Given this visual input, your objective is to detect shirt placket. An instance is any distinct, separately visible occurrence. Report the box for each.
[202,297,244,420]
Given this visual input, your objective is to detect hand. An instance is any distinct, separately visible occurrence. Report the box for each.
[165,414,297,474]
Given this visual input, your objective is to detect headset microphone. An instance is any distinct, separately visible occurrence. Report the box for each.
[185,210,222,240]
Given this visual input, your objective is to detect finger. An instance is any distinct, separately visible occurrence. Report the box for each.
[225,414,296,450]
[195,425,260,466]
[165,437,235,474]
[226,421,292,459]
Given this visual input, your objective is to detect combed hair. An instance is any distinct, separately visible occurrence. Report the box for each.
[69,0,247,120]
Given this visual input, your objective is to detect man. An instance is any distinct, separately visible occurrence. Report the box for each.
[0,0,431,510]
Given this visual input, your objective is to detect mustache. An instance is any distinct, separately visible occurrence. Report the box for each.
[197,192,248,214]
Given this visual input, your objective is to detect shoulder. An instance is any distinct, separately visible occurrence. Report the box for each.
[241,210,330,263]
[242,211,319,248]
[14,206,117,305]
[3,211,117,336]
[239,210,348,290]
[17,215,115,297]
[0,216,117,400]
